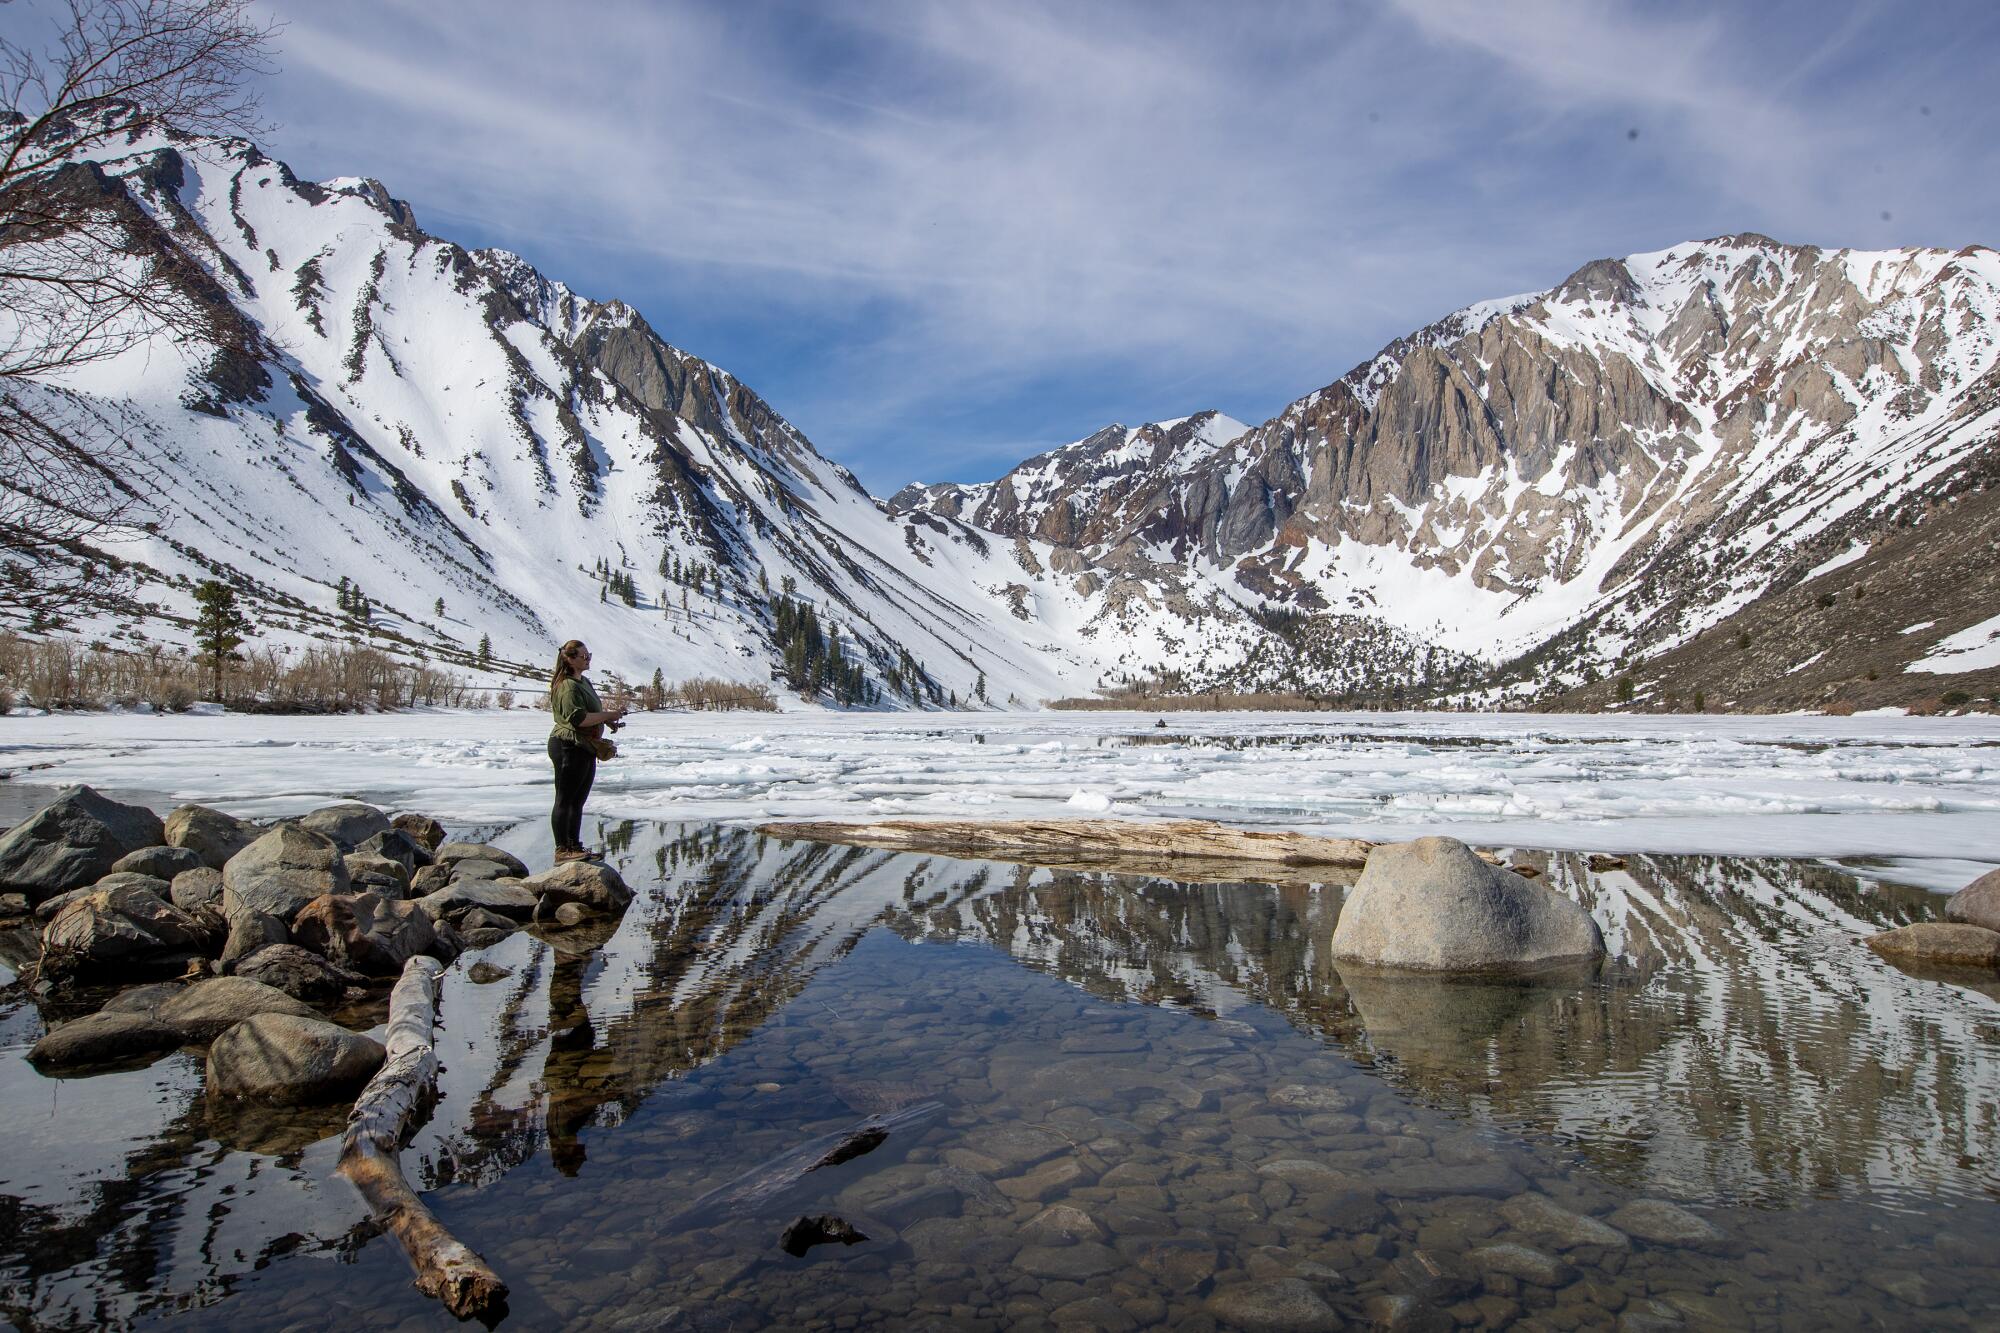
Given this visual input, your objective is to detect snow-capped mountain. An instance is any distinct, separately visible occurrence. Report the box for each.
[12,104,1998,710]
[11,113,1126,706]
[900,235,2000,705]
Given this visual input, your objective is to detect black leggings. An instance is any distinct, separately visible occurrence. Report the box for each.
[548,736,597,851]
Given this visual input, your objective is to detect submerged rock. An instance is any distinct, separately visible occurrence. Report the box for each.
[1330,836,1605,975]
[779,1214,868,1257]
[1865,922,2000,970]
[206,1012,384,1104]
[0,786,167,905]
[1204,1278,1341,1332]
[223,824,350,920]
[164,804,256,869]
[1605,1198,1724,1247]
[29,1011,185,1071]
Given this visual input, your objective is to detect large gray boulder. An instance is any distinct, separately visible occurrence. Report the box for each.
[206,1013,384,1104]
[169,866,223,913]
[41,883,212,982]
[0,786,167,905]
[222,824,349,920]
[164,804,257,869]
[435,842,529,879]
[35,871,170,922]
[217,888,289,969]
[29,1011,185,1071]
[158,975,317,1041]
[291,891,446,976]
[1330,836,1605,975]
[1944,869,2000,934]
[111,845,204,881]
[298,802,391,852]
[524,860,633,919]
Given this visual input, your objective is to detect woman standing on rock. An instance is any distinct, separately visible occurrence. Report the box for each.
[548,640,624,864]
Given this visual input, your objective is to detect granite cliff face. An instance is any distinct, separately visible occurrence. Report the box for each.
[898,236,2000,706]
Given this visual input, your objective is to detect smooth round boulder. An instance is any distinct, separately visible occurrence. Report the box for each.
[231,944,362,1005]
[1866,922,2000,970]
[158,975,317,1041]
[29,1011,185,1071]
[101,981,188,1017]
[169,866,224,912]
[164,804,257,869]
[298,802,391,852]
[1944,869,2000,934]
[0,786,167,904]
[217,889,290,968]
[524,860,633,917]
[205,1013,384,1104]
[222,824,350,921]
[435,842,529,879]
[1330,836,1605,975]
[390,812,446,852]
[112,845,204,881]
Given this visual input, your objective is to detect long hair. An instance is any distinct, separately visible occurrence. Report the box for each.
[549,640,586,696]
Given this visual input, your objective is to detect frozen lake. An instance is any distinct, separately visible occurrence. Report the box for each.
[4,708,1996,891]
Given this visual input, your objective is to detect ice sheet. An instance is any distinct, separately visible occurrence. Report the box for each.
[4,709,1997,892]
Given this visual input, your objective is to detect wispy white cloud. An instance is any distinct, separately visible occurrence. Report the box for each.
[245,0,2000,489]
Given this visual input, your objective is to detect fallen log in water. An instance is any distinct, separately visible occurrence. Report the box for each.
[756,817,1376,874]
[669,1101,945,1229]
[337,955,508,1322]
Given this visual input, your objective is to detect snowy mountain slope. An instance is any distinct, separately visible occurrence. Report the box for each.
[11,112,1128,706]
[900,235,2000,702]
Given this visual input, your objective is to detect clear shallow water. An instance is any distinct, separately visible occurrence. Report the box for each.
[3,820,1999,1329]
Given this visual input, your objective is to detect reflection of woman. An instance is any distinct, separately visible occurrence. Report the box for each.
[548,640,625,864]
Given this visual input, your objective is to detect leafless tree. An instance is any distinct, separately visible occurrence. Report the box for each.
[0,0,277,626]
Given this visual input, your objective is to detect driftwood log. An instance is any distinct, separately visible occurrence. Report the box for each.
[337,955,508,1322]
[757,817,1377,875]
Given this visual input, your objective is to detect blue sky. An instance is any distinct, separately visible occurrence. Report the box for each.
[87,3,2000,490]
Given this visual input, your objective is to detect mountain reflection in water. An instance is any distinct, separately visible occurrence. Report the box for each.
[2,821,1996,1328]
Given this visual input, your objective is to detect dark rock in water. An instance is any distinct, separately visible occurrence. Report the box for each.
[342,852,411,896]
[1331,836,1605,975]
[465,960,513,984]
[1471,1242,1574,1287]
[206,1012,384,1104]
[41,882,210,982]
[169,866,223,912]
[455,906,516,934]
[356,827,429,874]
[0,786,168,905]
[112,846,203,881]
[223,824,349,921]
[1605,1198,1724,1247]
[1204,1278,1341,1332]
[414,877,537,923]
[435,842,529,879]
[1944,869,2000,934]
[164,803,256,869]
[390,812,446,852]
[297,802,391,852]
[29,1011,184,1071]
[780,1214,869,1257]
[232,943,362,1004]
[291,890,444,976]
[101,981,188,1017]
[218,888,289,969]
[1866,922,2000,970]
[158,975,316,1041]
[525,860,633,918]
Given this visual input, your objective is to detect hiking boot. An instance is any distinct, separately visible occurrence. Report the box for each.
[553,847,587,864]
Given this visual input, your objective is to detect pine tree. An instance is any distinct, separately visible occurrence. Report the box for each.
[434,597,445,617]
[974,670,987,703]
[192,580,252,701]
[478,633,492,666]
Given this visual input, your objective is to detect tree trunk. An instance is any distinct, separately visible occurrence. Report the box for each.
[337,955,508,1322]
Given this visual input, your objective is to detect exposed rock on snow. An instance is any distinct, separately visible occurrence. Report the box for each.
[0,787,167,906]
